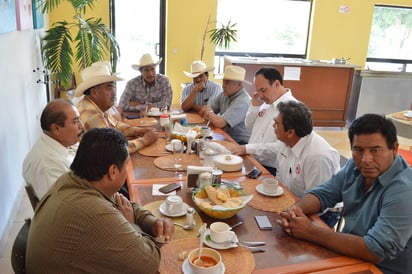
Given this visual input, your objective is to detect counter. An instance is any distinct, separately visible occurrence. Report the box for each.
[224,56,361,127]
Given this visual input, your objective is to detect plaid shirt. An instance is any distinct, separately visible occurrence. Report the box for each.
[119,74,173,111]
[76,96,144,153]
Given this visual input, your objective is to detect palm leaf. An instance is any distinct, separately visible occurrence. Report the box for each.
[209,20,238,49]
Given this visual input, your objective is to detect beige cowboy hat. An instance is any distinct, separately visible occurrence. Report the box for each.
[131,53,163,71]
[222,65,251,84]
[74,62,124,97]
[184,60,214,78]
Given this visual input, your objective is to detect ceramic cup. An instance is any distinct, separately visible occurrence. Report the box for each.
[165,195,183,214]
[209,222,236,243]
[262,178,279,194]
[188,247,222,274]
[149,107,160,115]
[200,126,212,137]
[170,139,183,151]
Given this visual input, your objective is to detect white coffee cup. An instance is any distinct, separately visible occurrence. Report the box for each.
[165,195,183,214]
[188,247,222,274]
[149,107,160,115]
[170,139,183,151]
[210,222,236,243]
[262,178,279,194]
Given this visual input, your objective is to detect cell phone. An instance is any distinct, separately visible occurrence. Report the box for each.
[255,215,273,230]
[126,115,140,119]
[158,183,181,194]
[246,168,262,179]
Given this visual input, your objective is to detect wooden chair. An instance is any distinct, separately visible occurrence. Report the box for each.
[25,184,40,210]
[11,218,31,274]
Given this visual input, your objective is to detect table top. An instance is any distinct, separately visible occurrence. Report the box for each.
[124,111,367,273]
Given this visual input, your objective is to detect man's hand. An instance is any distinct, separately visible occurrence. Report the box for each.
[251,91,264,106]
[278,205,313,238]
[142,130,157,146]
[193,81,206,93]
[231,145,247,156]
[152,218,174,243]
[115,192,135,223]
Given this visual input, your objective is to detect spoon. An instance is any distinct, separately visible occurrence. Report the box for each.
[174,222,195,230]
[230,221,243,230]
[195,224,207,266]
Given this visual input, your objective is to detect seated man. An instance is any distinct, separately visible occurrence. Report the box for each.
[231,67,297,175]
[22,99,84,198]
[180,60,222,112]
[118,53,173,113]
[273,101,341,227]
[278,114,412,273]
[199,65,251,144]
[26,128,174,273]
[75,61,156,153]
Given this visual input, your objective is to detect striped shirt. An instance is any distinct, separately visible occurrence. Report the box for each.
[180,80,223,106]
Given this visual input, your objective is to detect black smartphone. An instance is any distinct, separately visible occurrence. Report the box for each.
[246,168,262,179]
[126,115,140,119]
[158,183,181,194]
[255,215,273,230]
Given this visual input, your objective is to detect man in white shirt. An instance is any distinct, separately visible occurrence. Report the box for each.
[231,67,296,175]
[273,100,341,227]
[22,99,85,198]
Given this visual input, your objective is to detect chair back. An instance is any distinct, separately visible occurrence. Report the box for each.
[11,218,31,274]
[25,184,39,210]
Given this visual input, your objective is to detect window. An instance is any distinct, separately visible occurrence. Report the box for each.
[215,0,311,57]
[366,5,412,72]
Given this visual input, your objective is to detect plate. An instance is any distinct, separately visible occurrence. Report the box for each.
[159,202,189,217]
[403,112,412,118]
[255,184,284,197]
[165,144,187,152]
[182,258,225,274]
[147,112,162,117]
[203,229,238,250]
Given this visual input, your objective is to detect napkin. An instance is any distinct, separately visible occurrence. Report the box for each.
[205,142,230,154]
[152,184,177,196]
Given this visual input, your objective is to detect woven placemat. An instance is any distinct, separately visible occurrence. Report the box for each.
[138,138,171,157]
[241,179,295,212]
[154,154,201,171]
[159,237,255,274]
[185,113,206,124]
[144,200,202,240]
[124,117,158,127]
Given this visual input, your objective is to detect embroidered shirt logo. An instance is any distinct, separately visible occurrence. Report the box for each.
[258,109,266,117]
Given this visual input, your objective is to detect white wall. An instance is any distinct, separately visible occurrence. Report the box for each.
[0,29,47,245]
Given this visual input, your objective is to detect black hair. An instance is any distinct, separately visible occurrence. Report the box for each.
[70,128,129,181]
[348,113,398,149]
[277,101,312,137]
[40,99,74,131]
[254,67,283,85]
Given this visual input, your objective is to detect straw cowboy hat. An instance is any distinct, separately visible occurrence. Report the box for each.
[74,62,124,97]
[131,53,163,71]
[222,65,251,84]
[184,60,214,78]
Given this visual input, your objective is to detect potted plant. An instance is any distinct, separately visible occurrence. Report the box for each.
[37,0,120,89]
[200,15,238,60]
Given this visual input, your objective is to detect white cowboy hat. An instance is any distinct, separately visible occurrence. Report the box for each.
[184,60,214,78]
[74,62,124,97]
[131,53,163,71]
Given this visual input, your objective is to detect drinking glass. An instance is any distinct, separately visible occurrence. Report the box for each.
[172,140,184,178]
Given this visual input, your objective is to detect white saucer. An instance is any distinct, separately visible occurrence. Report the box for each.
[147,111,162,117]
[165,144,187,152]
[203,229,238,250]
[255,184,284,197]
[159,202,189,217]
[403,112,412,118]
[182,258,225,274]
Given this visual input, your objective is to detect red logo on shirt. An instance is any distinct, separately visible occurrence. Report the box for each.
[258,109,266,117]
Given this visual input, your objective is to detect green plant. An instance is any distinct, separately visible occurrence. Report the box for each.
[37,0,120,88]
[200,16,238,60]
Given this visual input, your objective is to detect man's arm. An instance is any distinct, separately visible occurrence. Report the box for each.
[181,83,204,112]
[279,204,381,263]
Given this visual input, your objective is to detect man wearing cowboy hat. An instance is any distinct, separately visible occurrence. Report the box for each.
[75,62,157,154]
[199,65,251,144]
[180,60,222,112]
[118,53,173,114]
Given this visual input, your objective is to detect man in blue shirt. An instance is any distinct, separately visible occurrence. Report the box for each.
[278,113,412,273]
